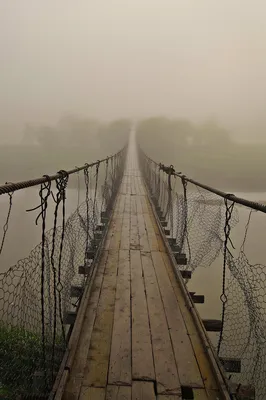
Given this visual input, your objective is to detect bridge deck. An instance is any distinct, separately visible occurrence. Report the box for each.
[62,142,229,400]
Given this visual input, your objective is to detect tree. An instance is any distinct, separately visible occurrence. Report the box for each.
[196,120,231,147]
[98,119,131,153]
[57,115,99,147]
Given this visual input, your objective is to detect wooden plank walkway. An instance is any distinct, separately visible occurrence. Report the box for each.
[61,139,230,400]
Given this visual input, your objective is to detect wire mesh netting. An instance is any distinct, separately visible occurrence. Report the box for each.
[139,147,266,400]
[0,147,126,399]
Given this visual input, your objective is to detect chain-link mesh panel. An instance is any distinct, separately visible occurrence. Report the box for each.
[0,147,126,399]
[139,146,266,399]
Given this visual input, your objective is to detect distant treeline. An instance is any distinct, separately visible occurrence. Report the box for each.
[0,117,130,184]
[1,115,265,192]
[136,117,266,192]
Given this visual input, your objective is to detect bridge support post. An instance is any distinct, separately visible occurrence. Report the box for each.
[202,319,222,332]
[219,358,241,373]
[79,264,91,275]
[64,311,77,325]
[189,292,205,304]
[174,253,187,265]
[180,270,191,279]
[168,237,176,247]
[70,285,83,298]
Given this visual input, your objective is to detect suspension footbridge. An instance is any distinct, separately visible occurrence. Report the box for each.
[0,130,264,399]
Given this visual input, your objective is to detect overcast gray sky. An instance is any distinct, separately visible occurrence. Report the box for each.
[0,0,266,139]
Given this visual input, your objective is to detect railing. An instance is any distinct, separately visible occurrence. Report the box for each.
[138,146,266,400]
[0,146,127,399]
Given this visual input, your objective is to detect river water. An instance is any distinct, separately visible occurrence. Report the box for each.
[0,187,85,273]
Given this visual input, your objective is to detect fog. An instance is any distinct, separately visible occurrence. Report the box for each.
[1,0,266,143]
[1,4,266,396]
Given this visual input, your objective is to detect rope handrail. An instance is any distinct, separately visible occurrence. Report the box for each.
[138,145,266,398]
[139,146,266,213]
[0,143,128,398]
[0,146,126,195]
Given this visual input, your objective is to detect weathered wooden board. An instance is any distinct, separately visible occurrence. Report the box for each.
[143,212,159,251]
[140,193,149,214]
[132,381,156,400]
[108,250,131,385]
[83,249,119,387]
[137,210,150,252]
[124,193,131,214]
[141,251,181,395]
[130,195,140,250]
[130,249,155,381]
[106,385,131,400]
[135,193,143,214]
[109,216,123,250]
[151,250,203,388]
[120,214,130,250]
[161,251,220,391]
[63,251,109,399]
[146,201,165,252]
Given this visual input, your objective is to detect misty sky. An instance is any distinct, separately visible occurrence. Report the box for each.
[1,0,266,139]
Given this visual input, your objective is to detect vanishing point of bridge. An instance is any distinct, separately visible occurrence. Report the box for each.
[56,135,231,399]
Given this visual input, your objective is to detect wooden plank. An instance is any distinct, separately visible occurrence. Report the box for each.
[190,293,205,304]
[161,251,220,391]
[134,176,141,195]
[63,311,76,325]
[143,212,159,251]
[157,396,182,400]
[130,217,139,249]
[203,320,222,332]
[131,175,136,195]
[132,381,155,400]
[124,193,131,214]
[78,265,90,275]
[105,196,123,250]
[118,193,126,214]
[105,219,115,250]
[109,216,123,250]
[141,251,181,395]
[146,199,165,252]
[79,386,105,400]
[219,357,241,373]
[108,250,131,385]
[140,194,149,214]
[63,251,109,399]
[120,215,130,250]
[138,177,145,195]
[180,270,191,279]
[151,251,203,388]
[83,249,119,387]
[130,249,155,381]
[130,196,140,250]
[106,385,131,400]
[137,209,150,252]
[120,198,130,250]
[135,193,143,214]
